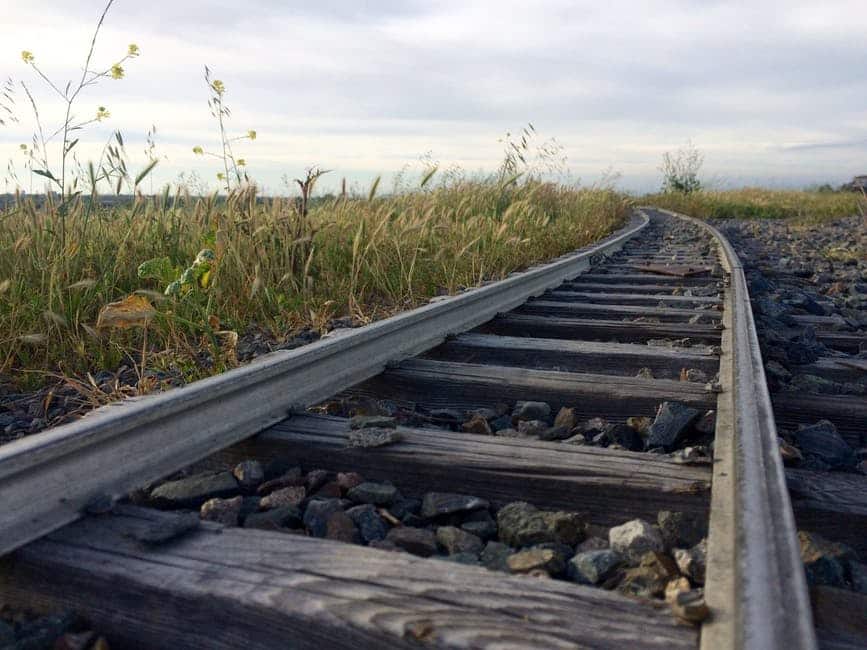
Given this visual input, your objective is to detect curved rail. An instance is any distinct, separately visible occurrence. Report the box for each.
[648,208,817,650]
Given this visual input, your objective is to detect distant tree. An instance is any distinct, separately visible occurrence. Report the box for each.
[660,140,703,194]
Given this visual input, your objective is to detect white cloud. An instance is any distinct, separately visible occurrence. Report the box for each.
[1,0,866,194]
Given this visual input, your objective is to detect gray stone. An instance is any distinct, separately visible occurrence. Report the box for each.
[347,482,399,506]
[150,471,239,508]
[260,485,306,510]
[244,505,302,530]
[512,401,551,421]
[305,469,330,493]
[200,496,243,526]
[791,420,857,469]
[674,539,707,585]
[386,526,438,557]
[568,550,623,585]
[303,499,345,537]
[480,541,514,571]
[497,501,584,547]
[609,519,664,561]
[350,414,397,429]
[461,510,497,540]
[436,526,484,555]
[646,402,701,450]
[346,504,389,543]
[657,510,707,548]
[232,460,265,489]
[420,492,489,519]
[337,472,365,492]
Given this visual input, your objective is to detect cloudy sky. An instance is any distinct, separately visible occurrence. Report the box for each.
[1,0,866,194]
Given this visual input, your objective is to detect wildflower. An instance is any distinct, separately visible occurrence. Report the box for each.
[247,129,257,141]
[110,64,124,80]
[216,172,226,181]
[211,79,225,95]
[96,106,110,121]
[128,43,140,56]
[236,158,246,167]
[19,144,27,151]
[192,146,204,155]
[21,51,34,64]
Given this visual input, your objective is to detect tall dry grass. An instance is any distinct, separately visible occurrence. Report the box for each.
[645,188,864,224]
[0,180,630,390]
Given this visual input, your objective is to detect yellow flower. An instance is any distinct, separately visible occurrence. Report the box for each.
[236,159,246,167]
[128,43,140,56]
[21,51,34,64]
[96,106,111,121]
[192,146,204,155]
[110,64,125,80]
[216,172,226,181]
[19,144,28,151]
[211,79,225,95]
[247,130,257,141]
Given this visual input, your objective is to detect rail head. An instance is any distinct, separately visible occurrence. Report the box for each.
[0,212,648,556]
[644,207,817,650]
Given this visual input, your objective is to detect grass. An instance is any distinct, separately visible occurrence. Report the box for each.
[0,179,630,394]
[644,188,865,224]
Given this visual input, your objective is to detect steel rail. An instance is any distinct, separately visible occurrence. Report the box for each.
[0,213,648,556]
[647,208,817,650]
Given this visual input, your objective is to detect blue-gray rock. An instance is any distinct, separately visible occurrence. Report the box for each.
[347,481,399,506]
[441,552,481,565]
[480,541,513,571]
[346,504,389,543]
[646,402,701,450]
[568,550,623,584]
[150,471,239,508]
[489,415,513,432]
[791,420,857,469]
[303,499,345,537]
[461,509,497,540]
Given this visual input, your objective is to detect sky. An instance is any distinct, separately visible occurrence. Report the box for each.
[1,0,866,194]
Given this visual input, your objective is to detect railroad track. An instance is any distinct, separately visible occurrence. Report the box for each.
[0,208,855,648]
